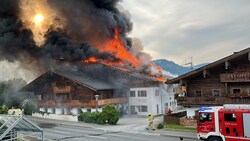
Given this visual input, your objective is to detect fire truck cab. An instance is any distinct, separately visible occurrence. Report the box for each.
[197,104,250,141]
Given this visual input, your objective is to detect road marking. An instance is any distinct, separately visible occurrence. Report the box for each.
[85,135,107,139]
[141,132,160,136]
[53,130,71,135]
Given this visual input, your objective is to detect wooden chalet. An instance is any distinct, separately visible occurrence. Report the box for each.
[21,69,128,114]
[167,47,250,106]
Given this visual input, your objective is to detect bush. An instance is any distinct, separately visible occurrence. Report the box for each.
[157,123,164,129]
[0,105,8,114]
[78,112,100,123]
[78,105,120,125]
[99,105,119,125]
[21,99,37,115]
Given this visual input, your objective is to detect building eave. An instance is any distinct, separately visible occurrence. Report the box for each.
[167,47,250,84]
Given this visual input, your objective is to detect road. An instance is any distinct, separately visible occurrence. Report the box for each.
[27,123,198,141]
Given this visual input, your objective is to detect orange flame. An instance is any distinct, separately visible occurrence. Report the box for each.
[98,28,141,68]
[83,57,98,63]
[82,28,167,83]
[101,62,131,72]
[148,73,167,83]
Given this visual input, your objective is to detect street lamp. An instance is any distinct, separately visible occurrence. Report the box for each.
[95,95,99,112]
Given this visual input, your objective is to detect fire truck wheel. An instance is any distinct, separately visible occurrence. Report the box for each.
[208,136,222,141]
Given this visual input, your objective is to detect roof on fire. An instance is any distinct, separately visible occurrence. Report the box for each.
[167,47,250,84]
[52,69,119,91]
[21,68,121,92]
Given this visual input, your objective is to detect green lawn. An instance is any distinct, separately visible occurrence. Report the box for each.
[165,124,197,132]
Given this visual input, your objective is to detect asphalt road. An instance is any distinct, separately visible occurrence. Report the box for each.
[28,123,198,141]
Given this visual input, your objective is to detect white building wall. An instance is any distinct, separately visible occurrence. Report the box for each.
[186,108,199,118]
[129,87,162,116]
[38,107,103,116]
[129,84,177,116]
[39,108,45,112]
[81,108,87,112]
[71,108,78,115]
[80,108,103,113]
[55,108,63,114]
[161,84,178,114]
[47,108,53,114]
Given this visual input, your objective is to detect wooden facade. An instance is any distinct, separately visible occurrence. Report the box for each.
[168,48,250,106]
[21,70,128,108]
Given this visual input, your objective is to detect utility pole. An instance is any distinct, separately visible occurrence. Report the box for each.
[184,56,193,70]
[95,95,99,112]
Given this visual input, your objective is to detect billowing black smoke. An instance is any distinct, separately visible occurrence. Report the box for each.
[0,0,35,62]
[47,0,132,44]
[0,0,133,72]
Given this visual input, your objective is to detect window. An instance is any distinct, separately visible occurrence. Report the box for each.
[199,113,212,123]
[233,89,241,94]
[224,113,237,122]
[85,95,91,100]
[138,90,147,97]
[155,90,160,96]
[130,106,136,114]
[194,90,202,97]
[66,80,70,86]
[130,91,136,97]
[78,109,82,114]
[165,103,168,107]
[52,108,55,114]
[247,88,250,95]
[212,89,221,97]
[138,106,147,112]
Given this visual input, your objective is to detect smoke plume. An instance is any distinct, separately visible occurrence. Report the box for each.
[0,0,167,82]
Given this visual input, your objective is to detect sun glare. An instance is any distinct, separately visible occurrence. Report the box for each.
[34,14,44,25]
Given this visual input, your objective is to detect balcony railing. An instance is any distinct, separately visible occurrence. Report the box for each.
[37,97,128,107]
[97,97,128,106]
[37,100,96,107]
[53,86,71,94]
[177,97,250,106]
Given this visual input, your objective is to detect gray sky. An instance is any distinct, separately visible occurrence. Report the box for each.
[122,0,250,65]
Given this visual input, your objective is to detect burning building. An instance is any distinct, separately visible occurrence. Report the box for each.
[0,0,174,116]
[20,67,129,115]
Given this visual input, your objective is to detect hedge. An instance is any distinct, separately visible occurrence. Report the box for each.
[78,105,119,125]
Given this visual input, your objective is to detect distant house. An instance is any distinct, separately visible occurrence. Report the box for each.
[167,47,250,106]
[21,69,128,115]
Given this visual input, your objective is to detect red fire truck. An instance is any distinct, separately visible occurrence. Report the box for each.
[197,104,250,141]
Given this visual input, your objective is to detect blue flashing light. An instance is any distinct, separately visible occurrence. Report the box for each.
[199,107,212,112]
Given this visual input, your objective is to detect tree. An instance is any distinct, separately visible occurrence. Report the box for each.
[21,99,37,115]
[0,105,8,114]
[0,78,27,108]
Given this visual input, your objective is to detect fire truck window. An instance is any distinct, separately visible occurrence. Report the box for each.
[224,113,237,122]
[226,128,230,134]
[199,113,212,122]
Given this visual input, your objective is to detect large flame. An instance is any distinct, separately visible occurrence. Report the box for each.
[83,29,167,83]
[98,28,141,68]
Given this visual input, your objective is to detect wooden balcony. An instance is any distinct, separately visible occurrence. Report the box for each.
[97,97,128,106]
[53,86,71,94]
[37,100,96,107]
[37,97,128,108]
[177,97,250,106]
